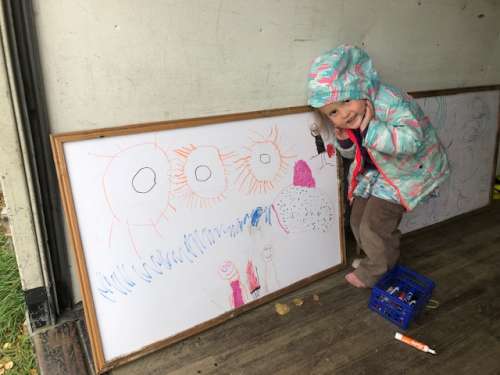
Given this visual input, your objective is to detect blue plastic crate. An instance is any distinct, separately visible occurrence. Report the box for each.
[368,265,435,329]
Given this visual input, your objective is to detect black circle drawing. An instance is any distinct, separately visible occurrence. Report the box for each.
[195,165,212,182]
[259,153,271,164]
[132,167,157,193]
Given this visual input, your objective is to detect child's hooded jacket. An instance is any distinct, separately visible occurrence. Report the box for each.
[307,45,449,211]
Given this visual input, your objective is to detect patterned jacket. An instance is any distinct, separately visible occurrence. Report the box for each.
[307,45,449,210]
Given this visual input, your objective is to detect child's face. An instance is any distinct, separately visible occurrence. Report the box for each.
[319,100,367,130]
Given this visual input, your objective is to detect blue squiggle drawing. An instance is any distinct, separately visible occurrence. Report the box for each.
[95,206,272,303]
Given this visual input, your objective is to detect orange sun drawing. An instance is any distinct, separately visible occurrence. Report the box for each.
[174,144,234,208]
[95,139,176,257]
[235,125,295,195]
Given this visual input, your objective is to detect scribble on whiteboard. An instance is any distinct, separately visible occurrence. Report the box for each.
[95,205,273,303]
[451,97,491,204]
[421,96,446,130]
[174,145,234,208]
[309,120,336,170]
[218,260,248,309]
[402,93,497,233]
[310,149,336,170]
[261,245,279,293]
[235,125,295,194]
[100,142,175,256]
[272,160,334,234]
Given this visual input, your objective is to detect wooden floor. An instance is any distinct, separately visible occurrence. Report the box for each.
[113,201,500,375]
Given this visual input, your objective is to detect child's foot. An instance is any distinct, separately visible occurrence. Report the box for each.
[345,272,367,288]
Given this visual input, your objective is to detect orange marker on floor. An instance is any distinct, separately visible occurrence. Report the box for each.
[395,332,437,355]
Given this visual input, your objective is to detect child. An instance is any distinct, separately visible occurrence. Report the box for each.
[307,44,449,288]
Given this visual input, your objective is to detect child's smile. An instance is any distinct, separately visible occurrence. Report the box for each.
[319,100,368,130]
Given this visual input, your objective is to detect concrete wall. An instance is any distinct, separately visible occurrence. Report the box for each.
[24,0,500,303]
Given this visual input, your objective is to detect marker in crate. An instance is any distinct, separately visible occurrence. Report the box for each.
[394,332,436,355]
[386,286,399,295]
[404,291,417,306]
[404,291,414,302]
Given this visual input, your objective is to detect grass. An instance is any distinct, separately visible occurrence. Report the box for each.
[0,232,38,374]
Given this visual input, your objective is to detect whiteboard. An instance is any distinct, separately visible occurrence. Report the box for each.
[400,91,499,232]
[52,110,344,371]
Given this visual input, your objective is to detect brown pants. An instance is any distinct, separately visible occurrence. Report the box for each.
[350,196,405,287]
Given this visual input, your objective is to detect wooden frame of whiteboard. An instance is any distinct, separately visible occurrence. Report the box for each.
[50,106,347,374]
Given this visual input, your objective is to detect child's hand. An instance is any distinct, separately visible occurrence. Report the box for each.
[360,100,375,132]
[335,127,349,140]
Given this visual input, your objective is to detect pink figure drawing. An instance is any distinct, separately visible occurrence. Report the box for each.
[246,259,261,298]
[218,261,247,309]
[230,280,244,308]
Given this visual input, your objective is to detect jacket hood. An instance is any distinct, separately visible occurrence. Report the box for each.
[307,44,380,108]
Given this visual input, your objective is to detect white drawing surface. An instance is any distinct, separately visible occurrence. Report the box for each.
[61,112,342,362]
